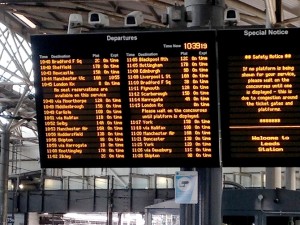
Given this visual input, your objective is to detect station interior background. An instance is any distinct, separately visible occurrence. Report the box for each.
[1,0,300,224]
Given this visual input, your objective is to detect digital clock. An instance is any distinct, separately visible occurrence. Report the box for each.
[184,42,208,50]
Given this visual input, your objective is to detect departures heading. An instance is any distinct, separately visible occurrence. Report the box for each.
[31,28,300,168]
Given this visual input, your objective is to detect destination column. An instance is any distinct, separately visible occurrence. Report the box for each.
[127,53,174,159]
[41,57,90,161]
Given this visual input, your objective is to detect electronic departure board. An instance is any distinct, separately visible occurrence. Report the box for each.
[31,29,220,168]
[218,28,300,166]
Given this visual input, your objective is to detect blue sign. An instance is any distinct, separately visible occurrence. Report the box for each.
[175,171,198,204]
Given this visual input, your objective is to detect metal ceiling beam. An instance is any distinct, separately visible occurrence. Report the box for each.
[108,1,122,14]
[138,0,178,9]
[226,0,266,19]
[0,34,31,85]
[10,119,27,130]
[275,0,282,22]
[265,0,277,27]
[280,16,300,25]
[35,27,67,34]
[9,135,38,143]
[12,10,66,26]
[1,0,122,2]
[239,13,266,25]
[67,2,131,17]
[147,5,161,23]
[3,4,87,14]
[7,85,29,130]
[0,10,34,40]
[67,2,166,27]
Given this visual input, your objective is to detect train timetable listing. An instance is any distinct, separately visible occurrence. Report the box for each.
[218,28,300,166]
[40,53,124,162]
[128,53,213,160]
[31,29,220,168]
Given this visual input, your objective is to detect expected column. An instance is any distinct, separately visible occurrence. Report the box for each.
[93,54,125,159]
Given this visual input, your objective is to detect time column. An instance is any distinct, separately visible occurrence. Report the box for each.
[39,58,57,157]
[126,56,143,158]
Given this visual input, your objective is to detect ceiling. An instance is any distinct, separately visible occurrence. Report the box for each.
[0,0,300,144]
[1,0,300,39]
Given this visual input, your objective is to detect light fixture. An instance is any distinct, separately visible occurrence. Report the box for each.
[12,13,36,29]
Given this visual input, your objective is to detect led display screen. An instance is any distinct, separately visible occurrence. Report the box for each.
[218,28,300,166]
[31,29,220,168]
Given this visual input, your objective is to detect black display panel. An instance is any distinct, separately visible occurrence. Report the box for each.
[31,29,220,168]
[218,28,300,166]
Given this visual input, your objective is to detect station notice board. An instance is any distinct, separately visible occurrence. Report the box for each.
[218,28,300,166]
[31,29,220,168]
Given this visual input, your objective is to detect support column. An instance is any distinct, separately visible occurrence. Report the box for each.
[285,167,296,190]
[184,0,225,27]
[197,168,222,225]
[179,1,224,224]
[265,0,277,28]
[180,168,222,225]
[180,204,194,225]
[144,209,152,225]
[265,167,281,189]
[27,212,39,225]
[164,5,188,28]
[0,124,10,225]
[179,168,194,225]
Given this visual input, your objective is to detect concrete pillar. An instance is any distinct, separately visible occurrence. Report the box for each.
[144,210,152,225]
[165,5,188,28]
[285,167,296,190]
[265,0,276,28]
[184,0,225,27]
[265,167,281,189]
[27,212,39,225]
[0,125,10,225]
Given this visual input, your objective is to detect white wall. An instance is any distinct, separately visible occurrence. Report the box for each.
[27,212,39,225]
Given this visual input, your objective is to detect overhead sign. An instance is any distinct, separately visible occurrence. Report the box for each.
[32,27,300,168]
[31,29,220,168]
[218,28,300,166]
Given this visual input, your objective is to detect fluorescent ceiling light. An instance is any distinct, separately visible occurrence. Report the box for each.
[12,13,36,29]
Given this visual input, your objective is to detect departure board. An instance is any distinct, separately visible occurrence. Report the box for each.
[218,28,300,166]
[31,29,220,168]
